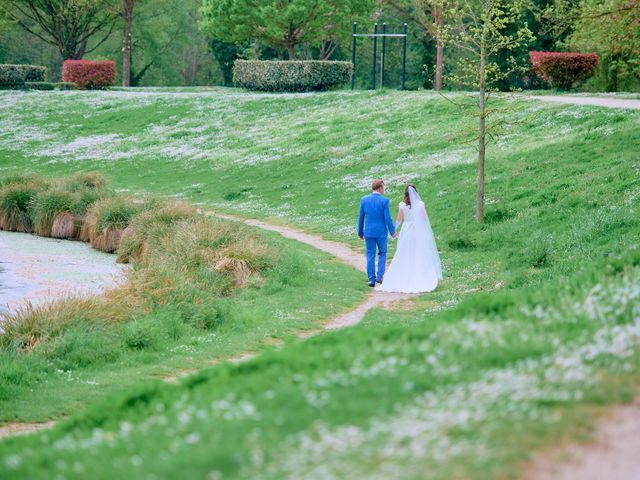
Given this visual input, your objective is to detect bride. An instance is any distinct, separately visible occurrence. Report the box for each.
[377,184,442,293]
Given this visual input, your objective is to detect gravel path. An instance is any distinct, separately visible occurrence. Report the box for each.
[532,95,640,110]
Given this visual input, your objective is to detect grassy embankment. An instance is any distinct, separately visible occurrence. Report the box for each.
[0,171,364,422]
[0,89,639,478]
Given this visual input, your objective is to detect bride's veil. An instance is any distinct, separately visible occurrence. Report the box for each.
[408,186,443,280]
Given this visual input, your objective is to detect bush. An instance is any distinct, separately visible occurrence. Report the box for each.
[62,60,116,90]
[0,64,47,89]
[24,82,55,91]
[529,51,600,90]
[233,60,353,92]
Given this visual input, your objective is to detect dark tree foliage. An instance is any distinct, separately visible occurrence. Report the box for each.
[1,0,119,60]
[208,39,239,86]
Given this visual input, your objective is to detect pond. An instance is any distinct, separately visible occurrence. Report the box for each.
[0,231,127,317]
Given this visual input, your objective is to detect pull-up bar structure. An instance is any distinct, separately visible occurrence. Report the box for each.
[351,22,408,90]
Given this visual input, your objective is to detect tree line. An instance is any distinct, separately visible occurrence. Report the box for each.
[0,0,638,91]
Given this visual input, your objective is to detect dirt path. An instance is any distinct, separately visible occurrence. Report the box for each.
[161,210,415,381]
[525,400,640,480]
[0,421,56,439]
[532,95,640,110]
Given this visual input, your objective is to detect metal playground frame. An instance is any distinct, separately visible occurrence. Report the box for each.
[351,22,408,90]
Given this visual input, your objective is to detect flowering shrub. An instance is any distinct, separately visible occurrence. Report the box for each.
[0,64,47,89]
[529,51,599,89]
[62,60,116,90]
[233,60,353,92]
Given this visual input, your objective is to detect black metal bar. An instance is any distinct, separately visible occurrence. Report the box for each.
[371,23,377,90]
[380,23,386,89]
[351,22,357,90]
[401,23,407,90]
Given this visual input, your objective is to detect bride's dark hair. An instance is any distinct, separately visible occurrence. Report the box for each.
[403,184,417,208]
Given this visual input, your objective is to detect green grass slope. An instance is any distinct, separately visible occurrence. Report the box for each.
[0,89,639,478]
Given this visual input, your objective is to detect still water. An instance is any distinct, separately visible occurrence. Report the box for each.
[0,231,127,316]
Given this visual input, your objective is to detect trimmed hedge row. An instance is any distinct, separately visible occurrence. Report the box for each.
[0,64,47,89]
[24,82,77,91]
[233,60,353,92]
[529,51,599,90]
[62,60,116,90]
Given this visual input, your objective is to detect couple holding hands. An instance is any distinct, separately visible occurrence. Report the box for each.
[358,179,442,294]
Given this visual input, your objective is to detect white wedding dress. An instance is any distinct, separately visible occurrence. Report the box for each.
[377,188,442,294]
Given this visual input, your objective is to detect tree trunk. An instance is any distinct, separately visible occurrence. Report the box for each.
[433,4,444,91]
[122,0,135,87]
[287,44,295,61]
[476,1,489,223]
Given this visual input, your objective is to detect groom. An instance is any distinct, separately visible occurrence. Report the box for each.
[358,179,396,287]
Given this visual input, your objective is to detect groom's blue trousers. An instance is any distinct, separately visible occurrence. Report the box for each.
[365,236,388,284]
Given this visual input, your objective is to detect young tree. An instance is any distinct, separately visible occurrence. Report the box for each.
[439,0,533,222]
[0,0,119,60]
[200,0,375,60]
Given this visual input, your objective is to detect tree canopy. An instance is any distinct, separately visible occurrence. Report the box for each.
[200,0,376,60]
[0,0,119,59]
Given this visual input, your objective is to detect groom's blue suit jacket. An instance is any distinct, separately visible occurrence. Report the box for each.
[358,192,396,238]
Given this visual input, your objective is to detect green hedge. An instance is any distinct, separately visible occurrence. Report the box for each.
[0,64,47,89]
[233,60,353,92]
[24,81,77,91]
[25,82,55,90]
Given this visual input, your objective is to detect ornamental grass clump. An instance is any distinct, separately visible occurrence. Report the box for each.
[117,201,197,263]
[0,183,40,232]
[83,196,141,253]
[62,171,109,192]
[0,172,48,188]
[134,217,278,300]
[51,175,110,239]
[31,189,74,237]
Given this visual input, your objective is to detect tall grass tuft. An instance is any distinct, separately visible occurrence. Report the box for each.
[0,172,48,188]
[0,183,39,232]
[62,171,109,192]
[117,201,197,263]
[138,217,278,296]
[83,197,140,253]
[31,189,74,237]
[0,295,132,354]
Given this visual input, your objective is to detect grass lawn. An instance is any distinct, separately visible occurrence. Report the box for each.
[0,88,639,478]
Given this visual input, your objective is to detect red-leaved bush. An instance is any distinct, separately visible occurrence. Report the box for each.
[529,52,599,89]
[62,60,116,90]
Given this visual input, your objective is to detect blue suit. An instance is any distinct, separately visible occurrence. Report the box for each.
[358,192,396,284]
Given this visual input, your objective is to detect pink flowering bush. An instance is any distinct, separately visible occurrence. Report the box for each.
[62,60,117,90]
[529,52,599,89]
